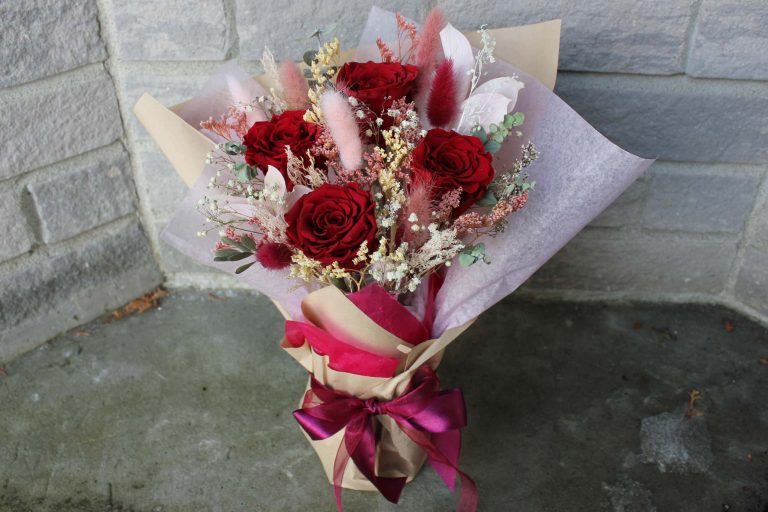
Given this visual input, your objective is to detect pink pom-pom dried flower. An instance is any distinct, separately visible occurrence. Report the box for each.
[256,241,293,270]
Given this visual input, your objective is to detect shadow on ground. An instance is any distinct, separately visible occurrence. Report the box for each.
[1,291,767,511]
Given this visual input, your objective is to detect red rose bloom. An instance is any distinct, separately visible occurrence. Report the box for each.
[336,61,419,115]
[411,128,495,216]
[243,110,323,189]
[285,183,377,269]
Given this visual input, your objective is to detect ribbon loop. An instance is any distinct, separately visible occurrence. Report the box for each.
[293,365,477,512]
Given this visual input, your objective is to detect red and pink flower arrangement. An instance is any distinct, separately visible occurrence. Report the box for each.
[135,7,652,511]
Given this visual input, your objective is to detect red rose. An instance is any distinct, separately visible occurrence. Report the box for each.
[285,183,377,269]
[243,110,323,189]
[336,61,419,115]
[411,128,495,216]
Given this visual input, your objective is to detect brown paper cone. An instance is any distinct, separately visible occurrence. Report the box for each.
[280,286,473,491]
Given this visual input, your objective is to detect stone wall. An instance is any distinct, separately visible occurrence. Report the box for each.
[0,0,161,362]
[2,0,767,360]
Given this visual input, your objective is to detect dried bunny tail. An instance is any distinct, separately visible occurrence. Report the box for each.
[427,59,459,128]
[403,179,434,245]
[279,60,310,110]
[320,90,362,170]
[414,7,445,68]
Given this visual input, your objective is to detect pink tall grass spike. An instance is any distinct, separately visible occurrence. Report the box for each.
[427,59,459,128]
[415,8,445,68]
[279,60,310,110]
[403,180,434,245]
[321,90,363,170]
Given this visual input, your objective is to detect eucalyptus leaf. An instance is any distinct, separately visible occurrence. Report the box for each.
[508,112,525,127]
[476,190,498,206]
[223,141,245,155]
[458,253,478,267]
[303,50,318,65]
[484,139,501,153]
[469,125,487,143]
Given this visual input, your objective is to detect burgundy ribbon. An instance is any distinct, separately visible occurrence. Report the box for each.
[293,365,477,511]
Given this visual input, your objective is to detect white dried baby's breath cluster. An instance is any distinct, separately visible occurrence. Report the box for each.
[285,146,326,188]
[410,224,464,276]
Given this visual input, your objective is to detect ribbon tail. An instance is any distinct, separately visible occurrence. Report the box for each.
[348,416,408,504]
[398,425,478,512]
[429,430,461,491]
[332,433,353,512]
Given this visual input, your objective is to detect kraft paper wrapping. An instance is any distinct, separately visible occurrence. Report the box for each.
[279,286,474,490]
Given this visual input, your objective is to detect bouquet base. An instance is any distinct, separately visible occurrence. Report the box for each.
[298,377,429,491]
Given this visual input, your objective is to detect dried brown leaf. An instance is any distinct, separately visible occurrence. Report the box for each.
[110,287,169,321]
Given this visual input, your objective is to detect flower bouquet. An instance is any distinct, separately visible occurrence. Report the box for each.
[134,7,652,511]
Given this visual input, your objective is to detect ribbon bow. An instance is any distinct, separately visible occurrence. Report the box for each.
[293,365,477,511]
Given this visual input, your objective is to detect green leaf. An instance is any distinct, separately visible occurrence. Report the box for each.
[233,163,257,182]
[214,248,240,259]
[506,112,525,127]
[484,139,501,153]
[223,141,245,155]
[476,190,498,206]
[471,243,486,257]
[469,125,487,143]
[458,253,478,267]
[239,236,256,252]
[488,123,499,133]
[227,252,253,262]
[303,68,313,78]
[303,50,318,66]
[235,262,255,274]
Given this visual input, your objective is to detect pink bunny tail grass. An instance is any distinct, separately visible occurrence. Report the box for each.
[279,60,310,110]
[415,7,445,68]
[321,90,363,170]
[403,179,434,245]
[427,59,459,128]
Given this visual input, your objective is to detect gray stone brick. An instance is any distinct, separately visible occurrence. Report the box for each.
[436,0,693,74]
[0,190,34,260]
[525,231,737,295]
[642,163,761,234]
[590,175,649,228]
[0,72,123,180]
[136,149,188,217]
[0,0,107,87]
[112,0,231,60]
[120,69,210,143]
[236,0,430,61]
[734,246,768,315]
[0,220,161,361]
[555,73,768,164]
[687,0,768,80]
[28,151,137,243]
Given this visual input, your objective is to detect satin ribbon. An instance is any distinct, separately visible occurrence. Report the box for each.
[293,365,477,511]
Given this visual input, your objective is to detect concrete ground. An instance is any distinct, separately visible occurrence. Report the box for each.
[1,291,767,512]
